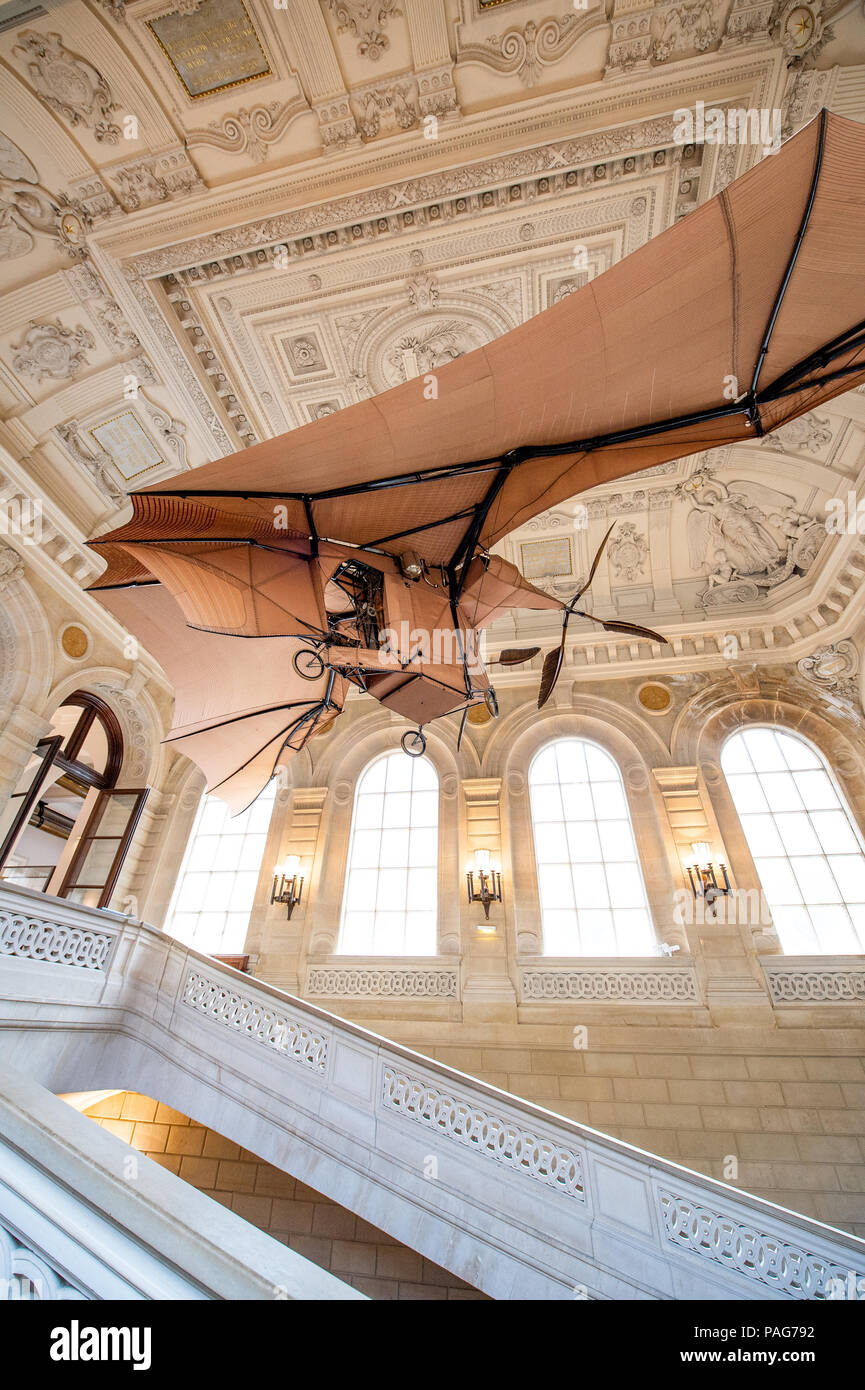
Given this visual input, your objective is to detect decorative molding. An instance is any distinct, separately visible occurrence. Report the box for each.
[659,1189,864,1298]
[0,910,115,971]
[307,966,458,998]
[458,14,594,87]
[122,117,687,277]
[0,1222,88,1300]
[762,958,865,1004]
[187,100,308,164]
[381,1066,586,1200]
[520,965,700,1003]
[181,969,330,1072]
[13,31,120,144]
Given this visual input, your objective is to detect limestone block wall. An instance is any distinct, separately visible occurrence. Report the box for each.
[78,1092,486,1301]
[357,1019,865,1239]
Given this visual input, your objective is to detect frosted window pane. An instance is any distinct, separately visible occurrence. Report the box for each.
[774,813,821,856]
[338,753,439,955]
[529,740,654,957]
[534,822,570,864]
[739,814,785,857]
[726,774,769,813]
[722,728,865,954]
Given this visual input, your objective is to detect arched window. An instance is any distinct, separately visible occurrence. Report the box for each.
[0,691,146,908]
[338,752,438,956]
[165,780,277,954]
[529,739,655,956]
[721,726,865,954]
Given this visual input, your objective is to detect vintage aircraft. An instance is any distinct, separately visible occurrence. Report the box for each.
[88,111,865,812]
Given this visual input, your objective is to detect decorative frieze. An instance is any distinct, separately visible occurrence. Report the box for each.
[0,910,115,971]
[762,961,865,1004]
[307,967,458,998]
[521,966,700,1003]
[659,1190,863,1299]
[381,1066,585,1200]
[181,969,329,1072]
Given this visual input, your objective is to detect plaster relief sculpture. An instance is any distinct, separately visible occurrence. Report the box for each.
[608,522,648,582]
[55,421,126,506]
[651,0,724,63]
[0,134,90,261]
[12,320,94,382]
[461,15,586,88]
[351,80,418,139]
[0,543,24,591]
[760,410,833,455]
[13,31,120,144]
[384,318,475,385]
[797,640,860,705]
[327,0,402,61]
[681,471,824,606]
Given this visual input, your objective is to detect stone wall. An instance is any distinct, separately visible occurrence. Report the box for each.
[80,1092,486,1301]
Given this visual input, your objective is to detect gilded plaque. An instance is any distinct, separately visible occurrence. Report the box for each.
[90,412,163,482]
[148,0,270,101]
[520,537,573,581]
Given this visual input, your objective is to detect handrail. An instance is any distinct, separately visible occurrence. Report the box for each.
[2,882,864,1301]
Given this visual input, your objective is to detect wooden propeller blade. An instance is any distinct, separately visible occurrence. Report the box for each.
[537,643,565,709]
[575,613,669,643]
[456,705,469,752]
[494,646,541,666]
[573,523,615,600]
[599,618,670,644]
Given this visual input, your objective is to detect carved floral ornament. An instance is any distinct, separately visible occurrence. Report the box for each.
[326,0,403,61]
[13,31,120,145]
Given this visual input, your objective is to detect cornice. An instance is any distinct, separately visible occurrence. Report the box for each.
[87,49,780,270]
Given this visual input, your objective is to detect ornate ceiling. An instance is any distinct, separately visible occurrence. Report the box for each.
[1,0,865,693]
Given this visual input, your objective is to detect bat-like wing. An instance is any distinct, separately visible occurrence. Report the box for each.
[86,111,865,808]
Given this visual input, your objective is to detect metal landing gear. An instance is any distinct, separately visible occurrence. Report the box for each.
[401,728,427,757]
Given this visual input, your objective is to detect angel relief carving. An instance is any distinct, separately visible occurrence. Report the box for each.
[680,470,825,607]
[0,133,88,261]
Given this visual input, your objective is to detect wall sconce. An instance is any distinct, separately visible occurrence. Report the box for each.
[466,848,503,920]
[686,841,731,911]
[271,855,304,918]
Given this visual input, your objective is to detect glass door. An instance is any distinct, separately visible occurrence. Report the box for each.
[0,737,63,887]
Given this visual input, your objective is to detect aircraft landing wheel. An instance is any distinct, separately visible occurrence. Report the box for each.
[293,648,325,681]
[401,729,426,757]
[485,687,499,719]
